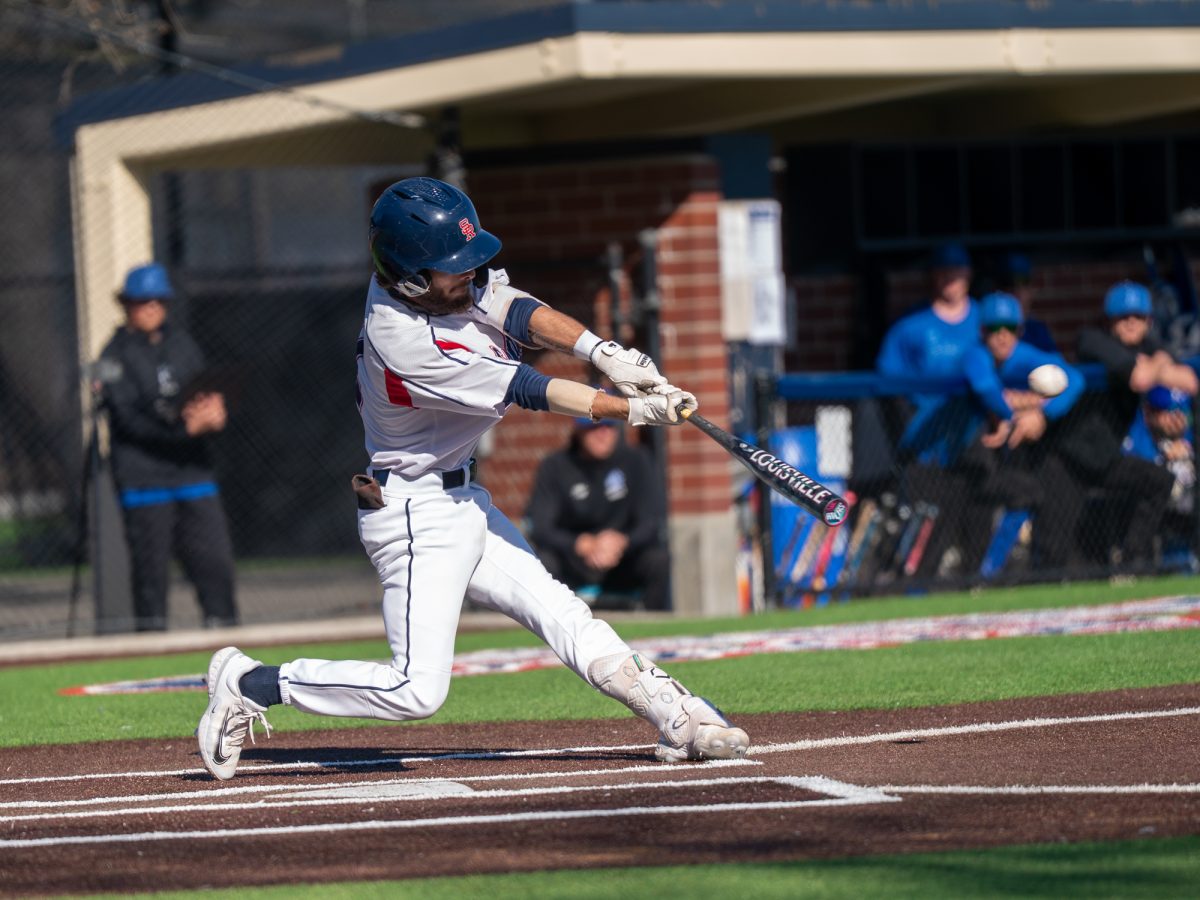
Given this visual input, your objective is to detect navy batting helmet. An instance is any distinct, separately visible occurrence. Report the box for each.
[369,177,501,296]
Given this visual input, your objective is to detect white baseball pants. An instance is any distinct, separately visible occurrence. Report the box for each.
[279,473,631,719]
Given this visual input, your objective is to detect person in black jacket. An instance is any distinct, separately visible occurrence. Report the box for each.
[1064,280,1199,571]
[527,415,669,610]
[98,263,238,631]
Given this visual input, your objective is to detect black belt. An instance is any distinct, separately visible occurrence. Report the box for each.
[373,460,476,490]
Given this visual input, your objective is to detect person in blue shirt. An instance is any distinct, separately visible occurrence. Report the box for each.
[876,241,981,461]
[960,292,1086,573]
[964,292,1085,449]
[875,241,981,580]
[1123,386,1194,516]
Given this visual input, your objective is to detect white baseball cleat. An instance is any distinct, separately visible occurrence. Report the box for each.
[653,695,751,762]
[588,652,751,762]
[197,646,272,780]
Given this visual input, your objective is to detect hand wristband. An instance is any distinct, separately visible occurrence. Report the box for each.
[572,330,606,362]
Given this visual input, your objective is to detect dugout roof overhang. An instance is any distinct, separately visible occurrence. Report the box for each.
[67,0,1200,359]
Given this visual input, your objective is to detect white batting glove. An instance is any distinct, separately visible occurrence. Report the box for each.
[628,392,684,427]
[591,342,667,397]
[652,382,698,416]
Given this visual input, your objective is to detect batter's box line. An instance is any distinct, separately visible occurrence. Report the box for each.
[4,704,1196,789]
[0,779,898,849]
[0,741,692,787]
[0,758,761,810]
[1,775,896,826]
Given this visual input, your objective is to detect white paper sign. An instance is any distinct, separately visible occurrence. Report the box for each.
[719,200,786,346]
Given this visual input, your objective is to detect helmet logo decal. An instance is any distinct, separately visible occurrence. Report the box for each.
[458,218,476,241]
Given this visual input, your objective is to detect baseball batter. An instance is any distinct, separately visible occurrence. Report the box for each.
[198,177,750,780]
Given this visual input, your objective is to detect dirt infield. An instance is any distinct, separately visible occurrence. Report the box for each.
[1,684,1198,895]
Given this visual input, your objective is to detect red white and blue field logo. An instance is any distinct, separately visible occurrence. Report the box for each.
[58,596,1200,695]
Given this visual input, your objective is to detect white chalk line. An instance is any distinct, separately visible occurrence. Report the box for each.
[1,704,1196,849]
[0,741,661,787]
[2,705,1190,811]
[10,777,1200,850]
[3,703,1195,790]
[880,783,1200,795]
[0,758,759,810]
[0,791,897,849]
[2,775,887,824]
[753,705,1200,754]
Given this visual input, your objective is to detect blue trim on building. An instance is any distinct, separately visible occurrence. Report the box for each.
[57,1,1200,143]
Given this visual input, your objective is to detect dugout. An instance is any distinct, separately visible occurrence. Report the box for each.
[60,1,1200,619]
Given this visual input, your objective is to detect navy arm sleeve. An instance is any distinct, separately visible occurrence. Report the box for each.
[504,363,551,411]
[502,296,542,345]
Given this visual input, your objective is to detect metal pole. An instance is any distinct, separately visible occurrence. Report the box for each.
[637,230,665,481]
[606,242,625,341]
[755,372,777,606]
[66,383,106,638]
[429,107,465,190]
[1192,392,1200,569]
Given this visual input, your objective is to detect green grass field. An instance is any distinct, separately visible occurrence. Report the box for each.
[6,574,1199,898]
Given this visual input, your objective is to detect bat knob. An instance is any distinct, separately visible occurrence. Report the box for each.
[823,498,849,527]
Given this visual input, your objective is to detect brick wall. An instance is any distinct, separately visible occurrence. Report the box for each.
[468,156,732,522]
[787,258,1200,371]
[791,274,858,371]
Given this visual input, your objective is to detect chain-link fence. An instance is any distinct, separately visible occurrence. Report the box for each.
[0,1,579,639]
[760,371,1200,607]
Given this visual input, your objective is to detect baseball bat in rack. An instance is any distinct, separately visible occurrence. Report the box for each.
[679,407,848,527]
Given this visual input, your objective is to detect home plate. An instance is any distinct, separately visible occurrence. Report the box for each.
[279,781,476,800]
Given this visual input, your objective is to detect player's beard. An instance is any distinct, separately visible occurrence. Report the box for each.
[411,277,473,316]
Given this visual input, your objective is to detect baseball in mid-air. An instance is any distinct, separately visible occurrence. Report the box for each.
[1028,364,1068,397]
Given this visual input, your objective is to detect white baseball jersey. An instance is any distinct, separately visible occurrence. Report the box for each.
[278,270,631,723]
[356,269,524,476]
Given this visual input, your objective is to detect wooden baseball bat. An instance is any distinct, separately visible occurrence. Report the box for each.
[679,407,848,527]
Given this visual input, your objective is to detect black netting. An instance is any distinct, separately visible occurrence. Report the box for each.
[759,381,1198,608]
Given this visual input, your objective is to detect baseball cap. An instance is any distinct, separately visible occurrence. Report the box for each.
[574,416,615,429]
[980,291,1024,328]
[1104,281,1152,318]
[1146,386,1190,411]
[1002,252,1032,281]
[930,241,971,270]
[120,262,174,303]
[575,386,618,428]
